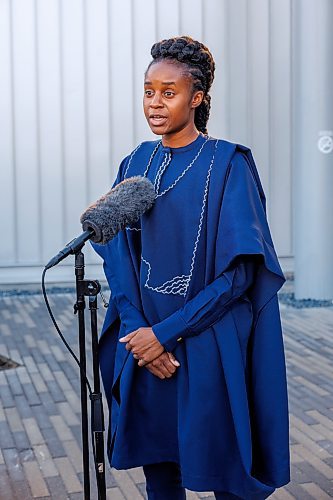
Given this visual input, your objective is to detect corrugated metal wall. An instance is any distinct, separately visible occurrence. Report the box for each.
[0,0,293,284]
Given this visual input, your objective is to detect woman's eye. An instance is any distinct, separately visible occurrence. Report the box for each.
[145,90,154,97]
[164,91,174,97]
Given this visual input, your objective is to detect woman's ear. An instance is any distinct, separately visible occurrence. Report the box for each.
[191,90,204,109]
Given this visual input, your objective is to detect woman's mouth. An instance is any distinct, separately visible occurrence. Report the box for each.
[149,115,168,126]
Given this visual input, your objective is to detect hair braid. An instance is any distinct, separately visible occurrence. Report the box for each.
[146,36,215,134]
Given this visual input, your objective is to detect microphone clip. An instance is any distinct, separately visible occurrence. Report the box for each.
[74,279,101,315]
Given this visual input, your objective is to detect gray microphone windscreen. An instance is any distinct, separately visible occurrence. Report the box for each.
[80,176,156,244]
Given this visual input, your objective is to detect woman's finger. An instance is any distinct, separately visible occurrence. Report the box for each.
[156,354,178,377]
[144,362,167,379]
[166,352,181,367]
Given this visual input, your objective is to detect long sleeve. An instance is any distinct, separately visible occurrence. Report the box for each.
[151,146,279,353]
[152,255,257,352]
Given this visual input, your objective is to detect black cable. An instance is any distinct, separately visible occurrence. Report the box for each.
[42,267,104,493]
[41,268,93,396]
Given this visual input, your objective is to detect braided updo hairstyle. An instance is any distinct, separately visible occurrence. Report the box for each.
[146,36,215,135]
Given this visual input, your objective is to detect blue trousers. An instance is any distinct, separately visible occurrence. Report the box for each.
[143,461,242,499]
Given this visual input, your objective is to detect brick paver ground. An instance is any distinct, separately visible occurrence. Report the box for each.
[0,278,332,499]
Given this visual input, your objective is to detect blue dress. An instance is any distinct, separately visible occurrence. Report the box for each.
[92,133,290,499]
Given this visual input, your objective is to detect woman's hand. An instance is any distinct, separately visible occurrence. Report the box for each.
[119,327,181,378]
[119,327,165,365]
[143,351,181,379]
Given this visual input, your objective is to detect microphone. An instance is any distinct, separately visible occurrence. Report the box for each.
[45,176,156,270]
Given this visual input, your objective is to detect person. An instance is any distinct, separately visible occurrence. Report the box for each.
[91,36,290,500]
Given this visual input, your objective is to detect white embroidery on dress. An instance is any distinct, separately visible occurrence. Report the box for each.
[155,137,209,198]
[154,153,172,193]
[123,142,144,179]
[141,257,190,295]
[141,140,219,298]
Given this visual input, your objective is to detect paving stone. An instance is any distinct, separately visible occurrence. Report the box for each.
[111,468,145,499]
[0,288,332,498]
[41,427,66,459]
[57,401,80,427]
[49,414,75,442]
[45,475,68,500]
[22,381,42,406]
[0,383,15,408]
[30,371,48,393]
[58,359,79,382]
[294,460,333,495]
[53,370,75,393]
[284,481,314,500]
[13,429,31,451]
[0,420,15,449]
[33,443,58,478]
[46,379,67,403]
[23,460,50,497]
[31,403,52,430]
[2,447,26,482]
[39,390,59,416]
[14,394,34,419]
[23,417,45,446]
[300,482,331,500]
[272,488,296,499]
[25,334,38,350]
[105,486,126,499]
[16,366,32,385]
[19,447,35,463]
[0,464,16,500]
[65,389,82,414]
[5,406,24,432]
[5,370,24,396]
[70,423,83,444]
[54,457,82,494]
[50,344,67,363]
[38,362,55,383]
[62,440,84,473]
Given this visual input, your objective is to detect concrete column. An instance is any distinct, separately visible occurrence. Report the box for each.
[293,0,333,300]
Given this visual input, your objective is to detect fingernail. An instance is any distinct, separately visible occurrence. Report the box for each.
[173,360,180,366]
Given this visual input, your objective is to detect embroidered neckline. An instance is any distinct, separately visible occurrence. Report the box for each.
[124,134,211,198]
[160,132,208,154]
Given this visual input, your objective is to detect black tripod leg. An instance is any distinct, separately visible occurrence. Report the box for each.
[89,294,106,500]
[75,251,90,499]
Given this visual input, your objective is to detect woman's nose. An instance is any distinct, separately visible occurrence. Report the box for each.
[150,92,163,107]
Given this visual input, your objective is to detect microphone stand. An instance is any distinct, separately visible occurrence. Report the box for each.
[74,248,106,500]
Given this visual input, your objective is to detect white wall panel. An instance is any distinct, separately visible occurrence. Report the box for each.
[132,0,157,145]
[0,0,294,284]
[157,0,180,40]
[36,0,64,263]
[227,0,249,144]
[12,0,40,264]
[61,0,87,243]
[248,0,270,196]
[85,0,112,201]
[0,0,16,264]
[180,0,203,40]
[202,0,228,138]
[84,0,113,266]
[269,0,292,255]
[108,0,135,166]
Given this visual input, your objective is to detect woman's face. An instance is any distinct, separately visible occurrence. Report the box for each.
[143,60,203,140]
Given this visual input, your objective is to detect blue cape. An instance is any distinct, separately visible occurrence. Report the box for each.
[92,136,290,498]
